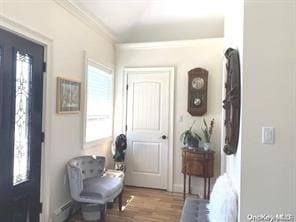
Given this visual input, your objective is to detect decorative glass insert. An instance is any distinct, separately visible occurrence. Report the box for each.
[13,51,32,186]
[0,47,2,69]
[0,47,2,65]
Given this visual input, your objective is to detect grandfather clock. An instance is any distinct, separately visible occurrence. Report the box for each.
[187,68,208,116]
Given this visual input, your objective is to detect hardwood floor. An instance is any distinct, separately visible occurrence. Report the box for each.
[70,186,184,222]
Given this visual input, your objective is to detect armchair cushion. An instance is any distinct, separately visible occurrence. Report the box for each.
[81,176,123,200]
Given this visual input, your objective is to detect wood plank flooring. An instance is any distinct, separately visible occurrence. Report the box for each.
[70,186,184,222]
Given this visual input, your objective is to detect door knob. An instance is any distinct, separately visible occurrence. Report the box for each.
[161,135,167,140]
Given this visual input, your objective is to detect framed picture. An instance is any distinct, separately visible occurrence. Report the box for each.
[56,77,81,114]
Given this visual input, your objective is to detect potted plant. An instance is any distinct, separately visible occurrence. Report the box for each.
[201,118,215,150]
[180,121,202,149]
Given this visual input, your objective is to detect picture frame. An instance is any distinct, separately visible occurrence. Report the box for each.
[56,77,81,114]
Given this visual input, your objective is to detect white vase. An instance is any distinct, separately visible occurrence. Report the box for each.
[204,142,211,151]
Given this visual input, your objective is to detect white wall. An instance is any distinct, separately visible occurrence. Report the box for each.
[124,18,224,43]
[224,0,296,221]
[0,1,114,221]
[240,0,296,220]
[115,38,224,195]
[223,0,244,219]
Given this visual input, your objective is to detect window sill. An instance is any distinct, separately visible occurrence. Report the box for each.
[83,136,113,149]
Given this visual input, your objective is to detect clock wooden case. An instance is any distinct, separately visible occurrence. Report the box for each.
[187,68,208,116]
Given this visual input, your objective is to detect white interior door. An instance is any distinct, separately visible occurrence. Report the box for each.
[125,68,170,189]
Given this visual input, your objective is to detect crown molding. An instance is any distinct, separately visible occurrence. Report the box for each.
[0,13,53,43]
[54,0,118,43]
[116,37,224,50]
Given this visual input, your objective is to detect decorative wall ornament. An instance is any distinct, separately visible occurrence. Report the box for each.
[223,48,241,155]
[56,77,81,114]
[187,68,208,116]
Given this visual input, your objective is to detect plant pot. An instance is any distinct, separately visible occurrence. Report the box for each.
[204,142,211,151]
[186,137,199,149]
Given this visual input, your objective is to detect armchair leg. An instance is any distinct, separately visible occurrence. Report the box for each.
[66,201,76,222]
[118,191,123,211]
[100,204,106,222]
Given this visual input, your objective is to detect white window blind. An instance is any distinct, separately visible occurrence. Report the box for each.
[85,63,113,144]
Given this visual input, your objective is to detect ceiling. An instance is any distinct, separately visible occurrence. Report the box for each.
[71,0,224,43]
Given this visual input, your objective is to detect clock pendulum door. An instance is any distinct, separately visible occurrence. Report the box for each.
[187,68,208,116]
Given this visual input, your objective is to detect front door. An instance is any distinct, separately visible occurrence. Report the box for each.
[125,68,171,189]
[0,28,44,221]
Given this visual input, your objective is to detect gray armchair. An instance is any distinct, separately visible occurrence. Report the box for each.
[67,156,123,222]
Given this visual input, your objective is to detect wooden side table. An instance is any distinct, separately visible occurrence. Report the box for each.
[181,147,215,200]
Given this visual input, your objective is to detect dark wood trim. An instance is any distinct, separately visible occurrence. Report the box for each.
[223,48,241,155]
[187,68,208,116]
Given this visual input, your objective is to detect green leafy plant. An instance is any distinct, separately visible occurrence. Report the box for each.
[201,118,215,143]
[180,121,202,146]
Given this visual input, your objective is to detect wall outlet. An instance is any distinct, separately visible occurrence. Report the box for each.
[262,127,275,144]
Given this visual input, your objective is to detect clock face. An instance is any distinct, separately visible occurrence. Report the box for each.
[192,77,205,90]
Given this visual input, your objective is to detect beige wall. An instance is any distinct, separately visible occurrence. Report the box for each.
[0,1,114,221]
[114,38,224,195]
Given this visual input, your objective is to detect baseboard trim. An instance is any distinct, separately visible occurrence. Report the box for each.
[53,200,74,222]
[173,177,218,198]
[172,184,183,193]
[173,184,204,196]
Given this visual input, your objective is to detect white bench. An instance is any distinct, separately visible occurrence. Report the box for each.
[180,174,237,222]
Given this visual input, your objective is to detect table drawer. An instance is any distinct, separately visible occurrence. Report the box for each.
[182,149,214,177]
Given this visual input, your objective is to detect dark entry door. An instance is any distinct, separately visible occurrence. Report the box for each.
[0,28,44,222]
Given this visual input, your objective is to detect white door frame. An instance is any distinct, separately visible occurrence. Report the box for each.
[0,14,53,222]
[123,67,175,192]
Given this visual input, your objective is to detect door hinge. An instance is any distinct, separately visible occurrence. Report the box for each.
[126,84,128,90]
[39,202,43,214]
[43,62,47,73]
[41,132,45,143]
[125,125,128,131]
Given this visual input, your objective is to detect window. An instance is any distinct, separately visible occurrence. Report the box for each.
[84,61,113,146]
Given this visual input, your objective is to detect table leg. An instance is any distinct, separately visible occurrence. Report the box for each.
[118,191,123,211]
[203,177,207,199]
[207,177,211,200]
[183,173,186,200]
[188,176,191,194]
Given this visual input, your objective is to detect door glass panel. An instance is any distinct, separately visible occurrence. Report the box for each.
[13,51,32,186]
[0,47,2,65]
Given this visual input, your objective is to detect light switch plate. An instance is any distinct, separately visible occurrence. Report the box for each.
[262,127,275,144]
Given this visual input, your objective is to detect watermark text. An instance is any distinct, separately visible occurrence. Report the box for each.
[247,213,294,222]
